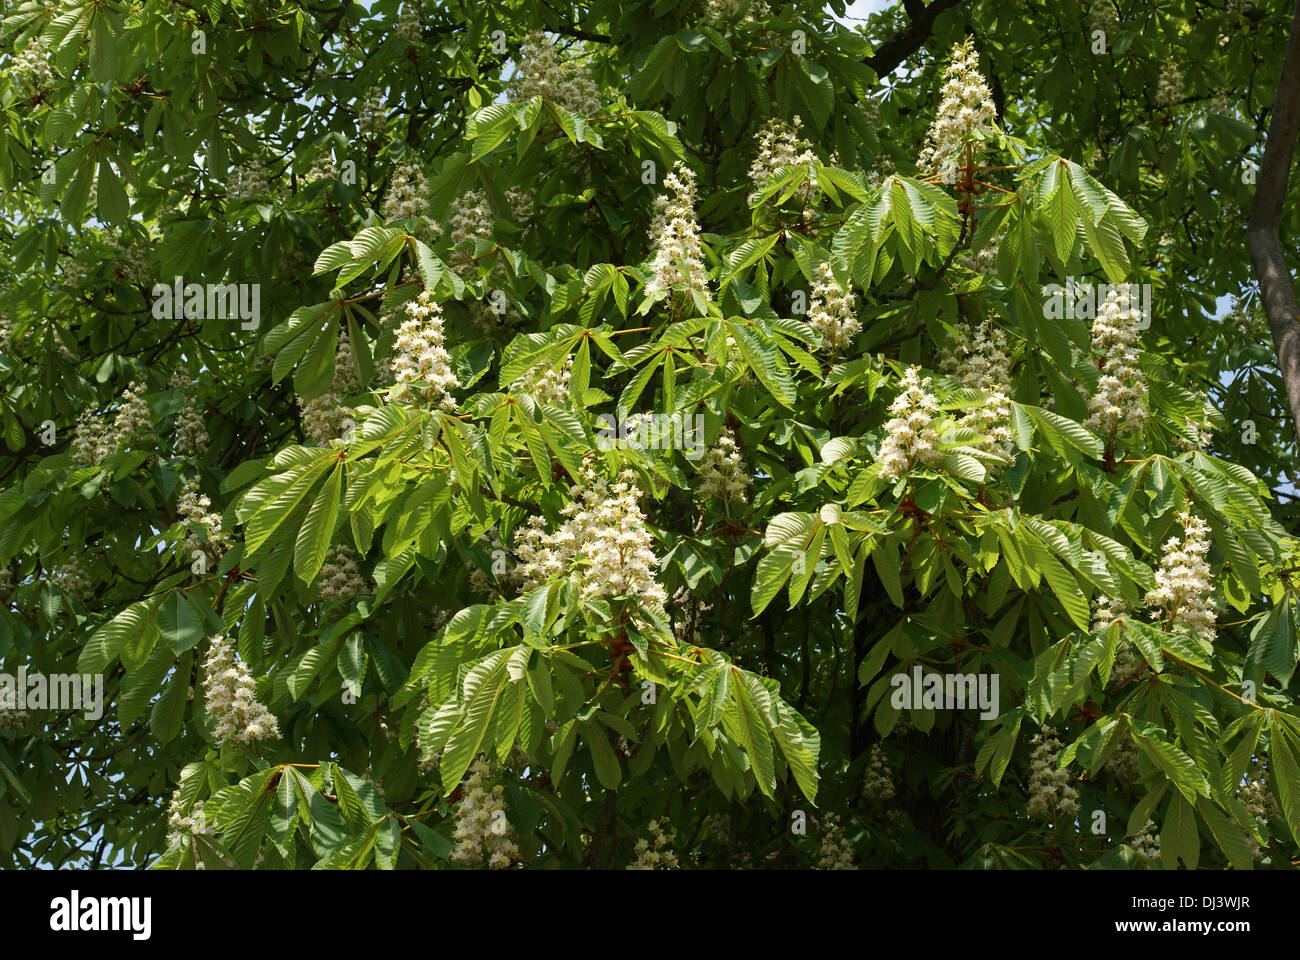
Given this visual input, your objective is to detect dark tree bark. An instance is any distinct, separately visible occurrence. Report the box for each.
[865,0,964,77]
[1248,0,1300,443]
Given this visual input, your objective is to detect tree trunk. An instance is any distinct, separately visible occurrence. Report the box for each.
[1248,0,1300,444]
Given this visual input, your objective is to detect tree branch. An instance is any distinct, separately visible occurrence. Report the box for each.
[864,0,964,77]
[1248,0,1300,442]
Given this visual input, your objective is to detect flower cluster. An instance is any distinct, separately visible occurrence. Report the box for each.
[513,466,667,605]
[1144,511,1217,645]
[390,291,458,409]
[507,32,601,116]
[1129,818,1161,862]
[228,159,270,201]
[862,744,896,803]
[703,0,770,26]
[747,116,817,193]
[1103,738,1141,782]
[178,478,228,563]
[166,789,215,847]
[1240,759,1280,860]
[0,684,27,732]
[695,428,751,503]
[395,3,421,41]
[201,635,280,745]
[878,367,944,481]
[647,163,711,301]
[49,554,93,603]
[1085,287,1147,442]
[317,544,369,600]
[1088,0,1117,33]
[382,159,439,240]
[807,262,860,352]
[447,188,495,254]
[450,759,519,869]
[916,39,998,181]
[505,186,535,222]
[1026,727,1079,819]
[628,819,679,869]
[356,86,388,141]
[13,40,54,94]
[306,151,337,185]
[298,330,357,444]
[171,373,210,455]
[513,357,572,405]
[817,814,857,870]
[1156,60,1183,107]
[938,321,1013,453]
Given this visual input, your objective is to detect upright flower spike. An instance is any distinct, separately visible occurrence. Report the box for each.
[627,819,679,869]
[1085,286,1148,445]
[816,814,857,870]
[807,263,861,352]
[513,466,667,604]
[1026,727,1079,819]
[1144,510,1217,645]
[647,163,711,301]
[450,758,519,869]
[317,544,369,600]
[201,636,279,745]
[916,39,998,182]
[878,367,944,481]
[695,428,751,503]
[177,477,228,563]
[382,159,439,241]
[748,116,817,197]
[507,32,600,116]
[938,320,1013,454]
[389,290,458,410]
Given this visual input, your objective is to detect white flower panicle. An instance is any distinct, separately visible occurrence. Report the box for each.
[13,40,54,93]
[513,466,667,605]
[318,544,368,600]
[1088,0,1117,32]
[807,262,861,352]
[506,186,536,222]
[862,744,896,803]
[748,116,817,193]
[703,0,770,25]
[71,381,152,467]
[298,330,357,444]
[647,163,711,300]
[356,86,388,140]
[1092,597,1144,685]
[627,819,679,869]
[171,372,209,455]
[178,478,228,562]
[1027,727,1079,818]
[1240,759,1279,860]
[1085,287,1147,441]
[49,553,93,603]
[1103,738,1141,781]
[917,39,998,181]
[228,159,270,201]
[1156,60,1183,107]
[450,758,519,869]
[816,814,857,870]
[382,159,439,239]
[696,428,751,503]
[513,357,572,405]
[306,151,337,184]
[938,321,1013,453]
[71,411,113,466]
[1144,510,1217,644]
[1129,818,1161,862]
[878,367,944,481]
[508,32,601,116]
[166,789,214,846]
[112,380,153,443]
[0,683,28,732]
[447,188,495,253]
[390,291,459,409]
[201,635,280,745]
[395,3,421,41]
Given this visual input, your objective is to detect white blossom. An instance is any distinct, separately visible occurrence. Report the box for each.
[748,116,817,196]
[1085,287,1147,443]
[938,320,1012,453]
[177,478,228,564]
[628,818,679,869]
[228,159,270,201]
[878,367,944,481]
[1144,510,1217,645]
[647,163,711,301]
[317,544,369,600]
[1026,727,1078,819]
[382,159,439,240]
[816,813,857,870]
[1129,818,1161,862]
[916,39,998,181]
[514,465,667,605]
[201,635,280,745]
[807,262,860,352]
[507,32,601,116]
[862,744,896,803]
[1156,60,1183,107]
[12,40,54,94]
[695,428,751,503]
[389,291,458,409]
[356,86,388,141]
[450,758,519,869]
[512,356,571,405]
